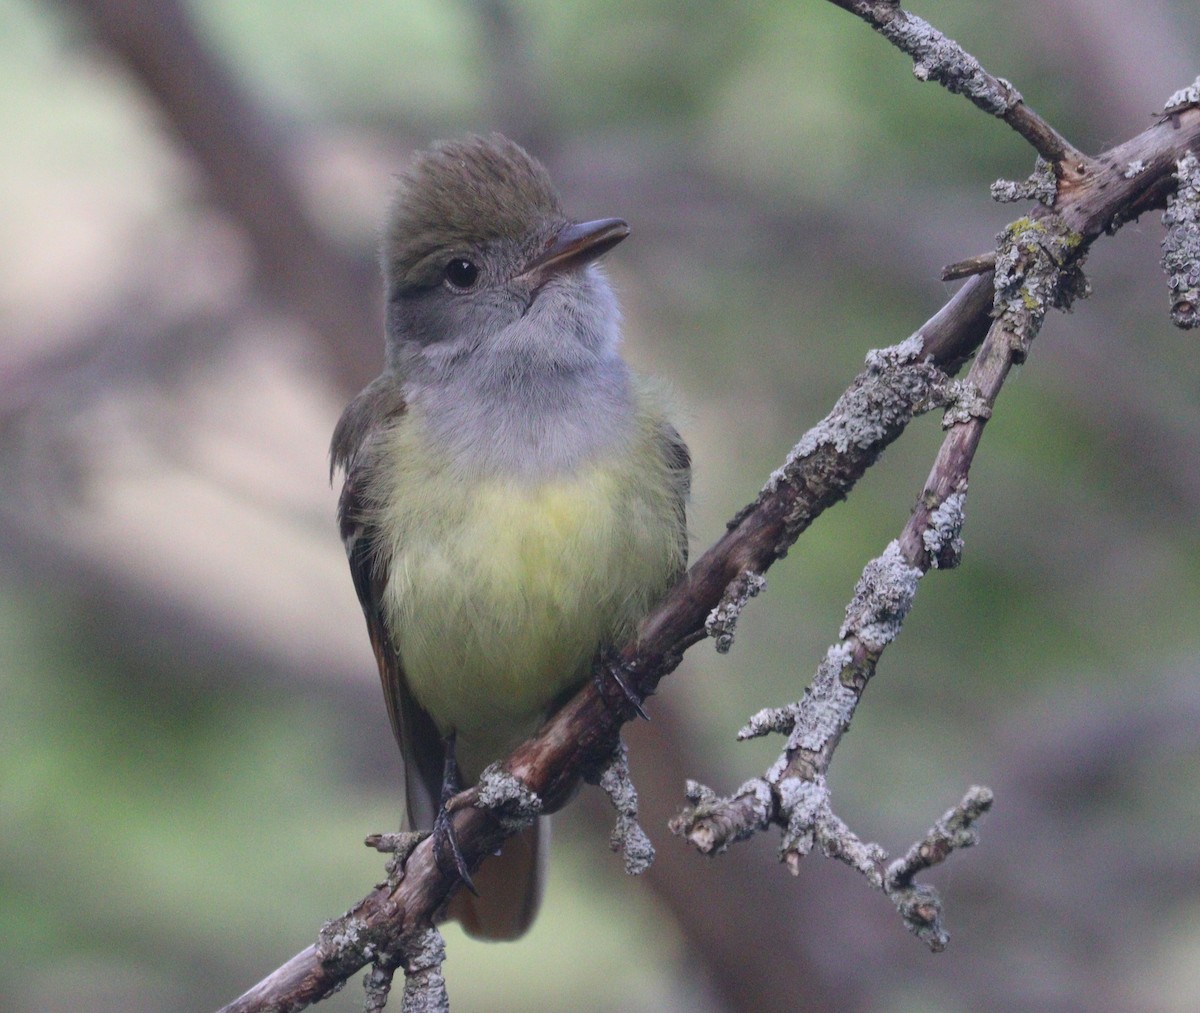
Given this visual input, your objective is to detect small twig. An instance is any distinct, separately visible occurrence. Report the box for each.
[365,831,428,890]
[673,213,1088,948]
[365,832,425,858]
[669,778,774,856]
[887,786,994,891]
[398,928,448,1013]
[884,787,993,949]
[825,0,1088,169]
[990,157,1058,206]
[1161,150,1200,329]
[591,739,656,875]
[674,774,992,951]
[941,252,996,281]
[705,571,767,653]
[363,951,403,1013]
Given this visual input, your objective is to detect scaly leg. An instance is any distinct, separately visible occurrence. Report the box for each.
[432,730,478,895]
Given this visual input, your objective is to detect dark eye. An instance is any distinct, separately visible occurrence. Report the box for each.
[444,258,479,289]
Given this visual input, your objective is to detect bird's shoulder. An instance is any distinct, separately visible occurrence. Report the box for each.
[331,373,409,596]
[330,372,408,481]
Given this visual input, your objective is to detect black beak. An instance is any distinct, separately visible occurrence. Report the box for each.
[517,218,629,289]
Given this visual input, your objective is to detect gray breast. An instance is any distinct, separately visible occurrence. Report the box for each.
[412,353,635,481]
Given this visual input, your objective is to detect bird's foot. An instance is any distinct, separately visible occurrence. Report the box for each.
[594,651,649,721]
[433,731,478,895]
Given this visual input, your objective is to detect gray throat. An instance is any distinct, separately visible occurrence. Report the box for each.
[406,349,635,482]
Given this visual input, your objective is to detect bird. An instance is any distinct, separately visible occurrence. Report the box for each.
[331,134,689,940]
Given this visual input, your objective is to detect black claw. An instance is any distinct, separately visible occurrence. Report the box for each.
[597,660,649,721]
[433,731,478,895]
[433,807,478,896]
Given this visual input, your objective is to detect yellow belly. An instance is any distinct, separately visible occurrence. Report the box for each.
[377,426,682,775]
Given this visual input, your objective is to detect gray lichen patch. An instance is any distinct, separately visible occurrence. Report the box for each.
[777,775,828,859]
[784,641,860,755]
[991,157,1057,206]
[865,332,927,369]
[763,359,951,497]
[941,381,992,428]
[878,11,1018,116]
[475,765,543,832]
[993,216,1090,359]
[706,570,767,653]
[1163,76,1200,116]
[597,739,655,874]
[839,541,922,651]
[319,914,373,965]
[922,491,967,569]
[398,927,448,1013]
[738,700,802,741]
[1161,151,1200,329]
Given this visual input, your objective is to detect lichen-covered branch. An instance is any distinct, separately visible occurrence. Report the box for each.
[882,787,994,948]
[991,158,1058,206]
[398,929,448,1013]
[220,67,1200,1013]
[887,786,994,892]
[592,739,655,875]
[705,570,767,654]
[1161,150,1200,329]
[362,952,403,1013]
[673,777,993,951]
[670,213,1088,946]
[824,0,1088,169]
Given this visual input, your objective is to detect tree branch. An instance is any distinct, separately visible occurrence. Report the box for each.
[824,0,1089,170]
[1161,148,1200,328]
[671,212,1089,947]
[218,86,1200,1006]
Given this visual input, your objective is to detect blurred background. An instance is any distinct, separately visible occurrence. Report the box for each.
[3,1,1199,1010]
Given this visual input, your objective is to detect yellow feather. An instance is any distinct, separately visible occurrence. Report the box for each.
[373,394,683,778]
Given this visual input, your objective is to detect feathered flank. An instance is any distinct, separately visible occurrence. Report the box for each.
[383,134,565,292]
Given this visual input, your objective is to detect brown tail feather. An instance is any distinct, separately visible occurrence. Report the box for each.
[447,818,547,941]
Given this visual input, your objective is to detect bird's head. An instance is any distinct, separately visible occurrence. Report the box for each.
[382,134,628,369]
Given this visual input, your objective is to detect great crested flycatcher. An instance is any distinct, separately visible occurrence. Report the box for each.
[331,134,689,940]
